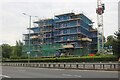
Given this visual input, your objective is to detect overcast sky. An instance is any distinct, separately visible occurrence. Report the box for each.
[0,0,119,45]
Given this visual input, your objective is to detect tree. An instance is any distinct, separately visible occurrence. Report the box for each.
[112,30,120,58]
[13,40,23,57]
[104,35,114,48]
[1,44,12,58]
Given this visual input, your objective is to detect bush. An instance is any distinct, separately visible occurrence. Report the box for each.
[3,56,118,63]
[20,56,28,59]
[10,56,20,59]
[95,53,101,56]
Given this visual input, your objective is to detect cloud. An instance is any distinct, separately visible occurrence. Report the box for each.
[0,0,118,45]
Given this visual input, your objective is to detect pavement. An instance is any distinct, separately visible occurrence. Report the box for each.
[1,66,119,78]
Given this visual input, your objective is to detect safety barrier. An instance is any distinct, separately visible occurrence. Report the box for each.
[2,62,120,71]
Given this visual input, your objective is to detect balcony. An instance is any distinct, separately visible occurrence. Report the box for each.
[43,24,53,27]
[78,38,92,42]
[58,25,80,30]
[30,36,39,39]
[55,18,80,23]
[43,30,52,33]
[54,39,77,43]
[54,33,79,37]
[62,44,74,49]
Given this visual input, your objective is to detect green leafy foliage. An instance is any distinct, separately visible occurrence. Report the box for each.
[1,40,23,59]
[13,40,23,57]
[112,30,120,58]
[3,55,118,63]
[2,44,12,58]
[104,35,114,47]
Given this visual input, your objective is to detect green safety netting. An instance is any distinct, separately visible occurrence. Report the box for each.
[22,44,63,57]
[40,44,62,56]
[22,43,92,57]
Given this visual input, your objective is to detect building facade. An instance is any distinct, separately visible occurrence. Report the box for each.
[23,13,98,57]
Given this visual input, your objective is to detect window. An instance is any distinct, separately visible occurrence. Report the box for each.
[63,36,67,41]
[70,36,74,40]
[67,29,70,33]
[70,28,77,33]
[63,29,67,34]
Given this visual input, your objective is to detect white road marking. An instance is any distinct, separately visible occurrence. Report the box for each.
[74,75,82,78]
[0,75,11,78]
[62,74,82,78]
[62,74,72,77]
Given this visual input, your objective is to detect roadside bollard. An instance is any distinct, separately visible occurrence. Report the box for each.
[40,64,43,68]
[44,64,46,68]
[25,64,27,67]
[69,64,72,68]
[100,64,102,69]
[64,64,66,68]
[118,64,120,70]
[93,64,95,69]
[58,64,60,68]
[76,64,78,69]
[53,64,55,68]
[110,64,112,69]
[48,64,50,68]
[114,64,116,69]
[83,64,85,68]
[103,64,104,69]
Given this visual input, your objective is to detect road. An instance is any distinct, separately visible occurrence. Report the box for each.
[1,66,119,78]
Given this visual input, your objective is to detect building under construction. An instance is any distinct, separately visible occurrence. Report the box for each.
[23,13,98,57]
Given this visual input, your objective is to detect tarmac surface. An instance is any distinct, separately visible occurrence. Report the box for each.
[1,66,119,78]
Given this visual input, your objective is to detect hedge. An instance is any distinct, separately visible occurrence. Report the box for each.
[3,56,118,63]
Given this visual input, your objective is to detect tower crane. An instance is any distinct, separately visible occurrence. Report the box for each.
[96,0,105,53]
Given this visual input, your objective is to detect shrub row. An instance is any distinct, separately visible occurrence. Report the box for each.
[3,56,118,63]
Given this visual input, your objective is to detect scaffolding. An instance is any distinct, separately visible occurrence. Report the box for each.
[23,12,98,57]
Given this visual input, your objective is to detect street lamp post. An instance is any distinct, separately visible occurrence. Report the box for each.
[23,13,38,63]
[27,52,30,63]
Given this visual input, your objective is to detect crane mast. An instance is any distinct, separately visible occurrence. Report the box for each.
[96,0,105,53]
